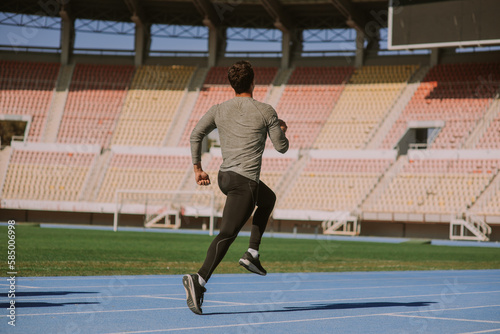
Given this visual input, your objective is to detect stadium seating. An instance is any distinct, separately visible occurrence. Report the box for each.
[381,63,500,149]
[275,66,354,149]
[476,100,500,149]
[313,65,418,149]
[178,66,277,146]
[95,152,192,203]
[111,65,195,146]
[185,153,295,213]
[364,158,499,214]
[260,156,295,192]
[475,189,500,215]
[57,64,135,148]
[278,158,392,212]
[0,60,60,141]
[2,147,97,201]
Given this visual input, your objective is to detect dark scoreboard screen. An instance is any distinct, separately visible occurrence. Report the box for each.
[389,0,500,49]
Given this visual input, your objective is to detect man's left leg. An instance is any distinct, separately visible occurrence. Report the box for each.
[239,181,276,275]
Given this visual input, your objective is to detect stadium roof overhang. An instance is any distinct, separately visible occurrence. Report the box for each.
[1,0,387,30]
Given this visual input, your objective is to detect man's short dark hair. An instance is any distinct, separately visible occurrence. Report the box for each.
[227,60,254,94]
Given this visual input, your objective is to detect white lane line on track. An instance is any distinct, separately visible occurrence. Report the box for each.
[105,314,383,333]
[11,272,500,284]
[103,305,500,334]
[0,306,188,317]
[458,328,500,334]
[0,284,40,289]
[389,304,500,315]
[3,282,500,303]
[144,295,248,306]
[171,281,500,296]
[0,293,251,303]
[3,290,499,318]
[387,314,500,324]
[5,280,499,293]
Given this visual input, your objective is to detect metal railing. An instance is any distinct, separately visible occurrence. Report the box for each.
[408,143,428,150]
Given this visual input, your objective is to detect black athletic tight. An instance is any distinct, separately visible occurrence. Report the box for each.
[197,171,276,282]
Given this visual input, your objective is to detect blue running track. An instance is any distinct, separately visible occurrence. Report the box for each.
[1,270,500,333]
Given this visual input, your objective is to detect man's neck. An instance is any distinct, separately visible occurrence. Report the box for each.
[235,92,252,98]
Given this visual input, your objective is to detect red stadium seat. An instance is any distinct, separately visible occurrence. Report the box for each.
[381,63,500,150]
[56,64,135,148]
[0,60,60,141]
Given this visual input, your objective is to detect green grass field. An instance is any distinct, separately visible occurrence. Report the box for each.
[2,224,500,277]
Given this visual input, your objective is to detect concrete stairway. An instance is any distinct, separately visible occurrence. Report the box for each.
[0,146,13,198]
[163,67,209,146]
[265,67,294,108]
[464,99,500,148]
[365,66,430,149]
[41,64,75,143]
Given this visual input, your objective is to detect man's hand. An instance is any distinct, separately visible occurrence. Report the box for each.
[194,163,210,186]
[195,170,210,186]
[278,119,287,134]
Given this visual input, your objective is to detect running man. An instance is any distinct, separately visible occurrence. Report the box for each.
[183,60,289,315]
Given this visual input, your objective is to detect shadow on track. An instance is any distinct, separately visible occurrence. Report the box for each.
[203,301,436,316]
[0,301,100,308]
[12,291,98,297]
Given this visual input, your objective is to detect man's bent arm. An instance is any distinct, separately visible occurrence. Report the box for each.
[268,113,289,153]
[190,107,217,165]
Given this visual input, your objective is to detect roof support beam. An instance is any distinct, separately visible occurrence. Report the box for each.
[260,0,295,68]
[281,30,292,69]
[123,0,146,24]
[193,0,225,67]
[123,0,150,66]
[282,28,303,69]
[355,30,365,67]
[133,20,151,66]
[59,3,74,65]
[430,48,440,67]
[207,26,226,67]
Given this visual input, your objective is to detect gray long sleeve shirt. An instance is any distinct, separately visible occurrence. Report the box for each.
[190,96,289,183]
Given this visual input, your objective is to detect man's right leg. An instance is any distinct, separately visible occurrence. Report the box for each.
[239,181,276,276]
[249,180,276,251]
